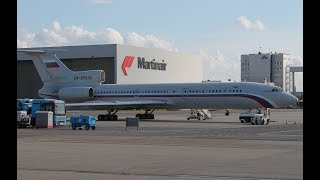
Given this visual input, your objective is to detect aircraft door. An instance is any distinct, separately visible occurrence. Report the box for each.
[133,89,140,98]
[182,88,188,100]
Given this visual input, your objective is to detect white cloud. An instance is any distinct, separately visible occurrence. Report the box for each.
[99,28,124,44]
[17,21,176,51]
[236,16,266,31]
[200,49,240,82]
[90,0,112,4]
[52,21,61,31]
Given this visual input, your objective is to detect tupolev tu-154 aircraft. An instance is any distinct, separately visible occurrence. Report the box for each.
[17,49,298,121]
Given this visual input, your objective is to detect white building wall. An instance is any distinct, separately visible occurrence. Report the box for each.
[271,53,291,92]
[240,55,249,81]
[241,53,271,83]
[241,52,292,93]
[116,45,203,84]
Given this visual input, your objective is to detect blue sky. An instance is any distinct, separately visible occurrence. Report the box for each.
[17,0,303,91]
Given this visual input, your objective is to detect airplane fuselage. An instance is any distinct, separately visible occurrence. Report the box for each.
[71,81,297,110]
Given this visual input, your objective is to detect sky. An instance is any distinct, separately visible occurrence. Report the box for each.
[17,0,303,91]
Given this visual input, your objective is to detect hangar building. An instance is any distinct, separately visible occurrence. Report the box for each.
[241,52,292,93]
[17,44,203,98]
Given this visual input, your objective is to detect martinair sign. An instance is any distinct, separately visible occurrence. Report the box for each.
[121,56,167,76]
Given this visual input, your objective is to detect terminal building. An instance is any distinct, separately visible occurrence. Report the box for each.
[241,52,293,93]
[17,44,203,98]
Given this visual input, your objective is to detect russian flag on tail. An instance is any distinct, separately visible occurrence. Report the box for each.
[44,60,59,68]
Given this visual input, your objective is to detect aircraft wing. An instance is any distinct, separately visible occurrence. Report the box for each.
[65,100,173,110]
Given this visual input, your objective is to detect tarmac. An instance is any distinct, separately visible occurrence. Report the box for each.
[17,109,303,180]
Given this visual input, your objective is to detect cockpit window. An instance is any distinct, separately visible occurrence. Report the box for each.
[272,87,283,92]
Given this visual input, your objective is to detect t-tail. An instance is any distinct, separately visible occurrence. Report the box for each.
[17,49,105,101]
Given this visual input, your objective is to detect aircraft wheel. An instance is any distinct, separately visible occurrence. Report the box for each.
[147,114,153,119]
[91,126,96,130]
[98,115,103,121]
[103,115,109,121]
[141,114,147,119]
[109,115,117,121]
[85,126,90,130]
[72,126,76,130]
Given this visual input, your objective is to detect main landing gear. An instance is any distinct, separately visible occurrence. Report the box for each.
[136,109,155,119]
[97,110,118,121]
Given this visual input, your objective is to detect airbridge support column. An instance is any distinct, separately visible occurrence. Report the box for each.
[290,66,303,94]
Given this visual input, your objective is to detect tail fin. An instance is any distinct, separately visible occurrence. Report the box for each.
[17,49,73,84]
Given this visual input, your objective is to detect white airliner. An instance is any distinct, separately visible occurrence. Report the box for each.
[17,49,298,121]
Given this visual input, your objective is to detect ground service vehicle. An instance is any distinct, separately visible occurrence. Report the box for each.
[239,108,262,123]
[70,115,96,130]
[251,108,270,125]
[17,98,33,113]
[30,99,67,126]
[17,111,31,128]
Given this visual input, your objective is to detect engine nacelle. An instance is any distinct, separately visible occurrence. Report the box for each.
[58,87,94,101]
[73,70,105,84]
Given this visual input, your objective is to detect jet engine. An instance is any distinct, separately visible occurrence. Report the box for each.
[58,87,94,101]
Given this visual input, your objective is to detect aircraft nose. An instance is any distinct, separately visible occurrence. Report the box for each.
[287,93,299,107]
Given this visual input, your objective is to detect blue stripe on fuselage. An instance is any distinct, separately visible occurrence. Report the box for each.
[94,93,274,108]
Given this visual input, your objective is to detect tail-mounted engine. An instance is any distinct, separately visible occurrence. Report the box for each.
[58,87,94,101]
